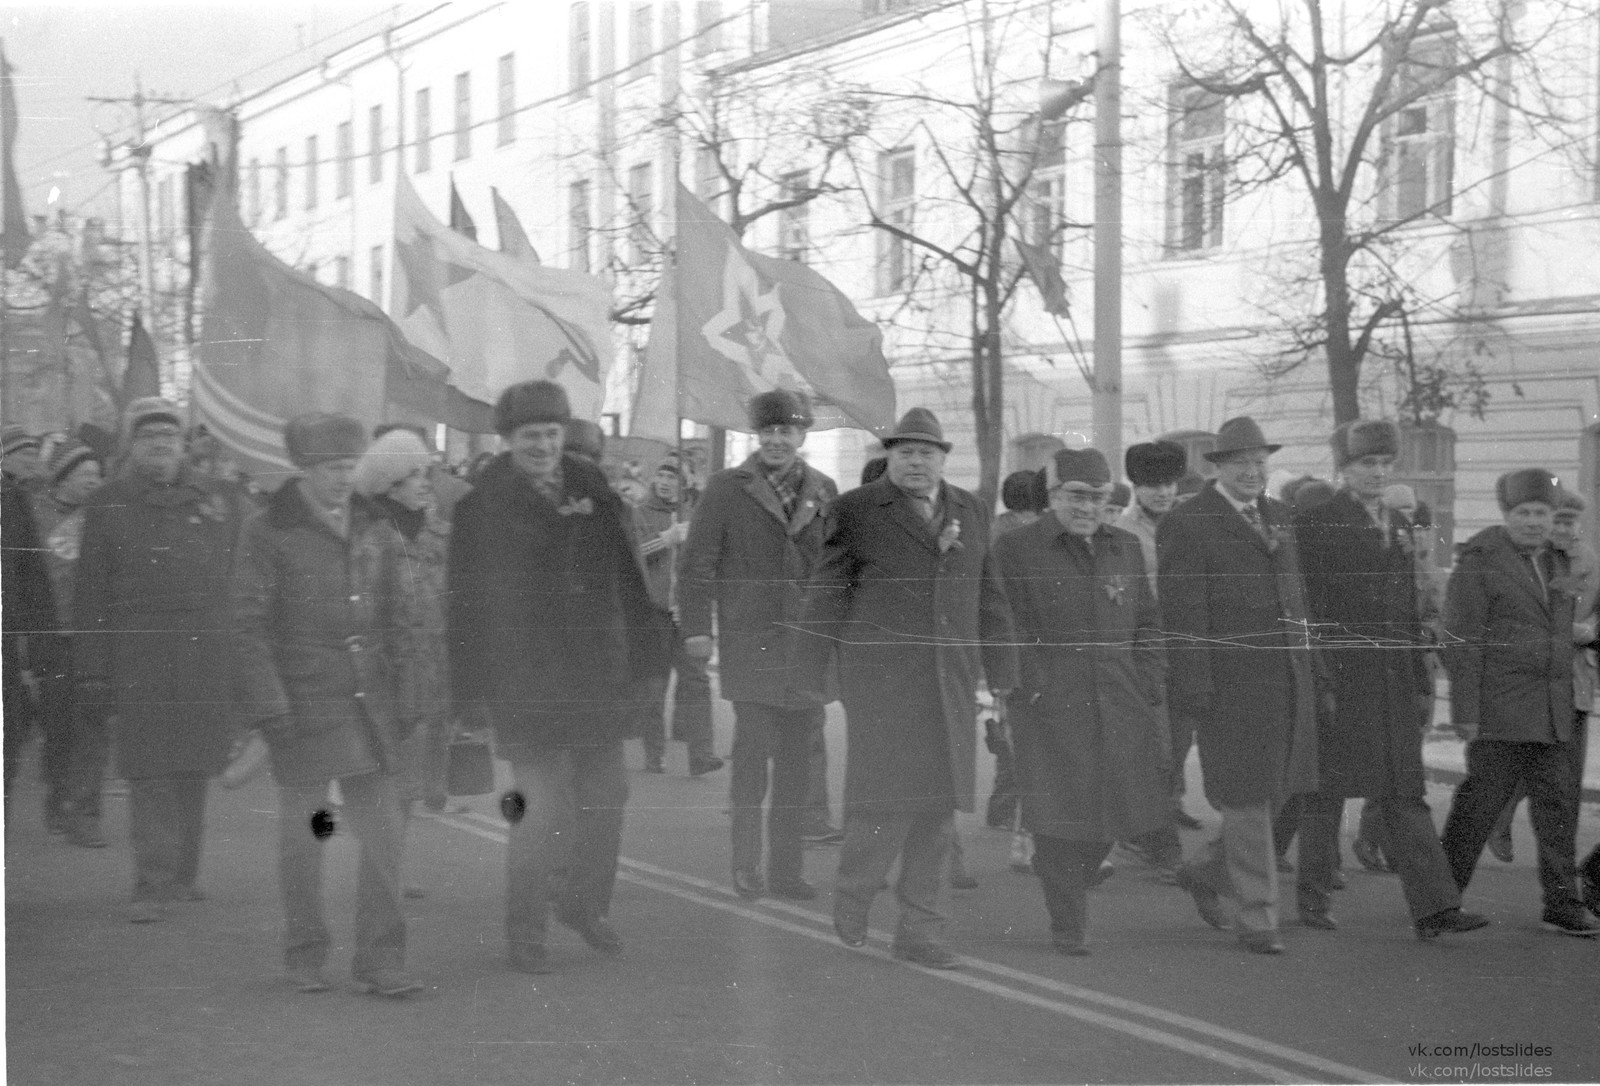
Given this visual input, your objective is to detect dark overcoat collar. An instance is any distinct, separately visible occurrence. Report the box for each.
[735,453,828,537]
[1188,481,1272,554]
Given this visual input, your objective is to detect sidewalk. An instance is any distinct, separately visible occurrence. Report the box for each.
[1419,698,1599,803]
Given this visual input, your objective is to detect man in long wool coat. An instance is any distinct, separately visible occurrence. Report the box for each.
[796,407,1017,970]
[1157,416,1319,955]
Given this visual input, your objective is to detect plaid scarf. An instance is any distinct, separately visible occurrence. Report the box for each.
[763,459,805,520]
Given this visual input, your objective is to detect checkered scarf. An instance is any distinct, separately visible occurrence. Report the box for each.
[763,459,805,520]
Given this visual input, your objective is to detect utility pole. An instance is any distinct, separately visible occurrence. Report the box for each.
[1091,0,1122,463]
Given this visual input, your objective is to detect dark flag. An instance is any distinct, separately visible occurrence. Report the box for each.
[123,313,161,402]
[1015,237,1070,318]
[2,40,31,269]
[448,178,477,242]
[491,186,538,263]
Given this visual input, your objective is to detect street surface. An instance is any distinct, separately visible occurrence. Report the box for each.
[7,697,1599,1086]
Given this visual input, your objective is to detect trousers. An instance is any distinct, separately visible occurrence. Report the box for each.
[1191,801,1278,935]
[1032,836,1113,944]
[128,772,208,902]
[729,702,820,882]
[278,771,406,975]
[504,741,628,955]
[640,639,714,766]
[1297,793,1459,921]
[835,811,952,946]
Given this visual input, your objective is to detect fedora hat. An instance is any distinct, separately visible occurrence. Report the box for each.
[880,407,952,453]
[1203,416,1281,462]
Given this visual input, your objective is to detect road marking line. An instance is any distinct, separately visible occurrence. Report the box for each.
[430,812,1386,1084]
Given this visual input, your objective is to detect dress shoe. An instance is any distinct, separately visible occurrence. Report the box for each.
[1297,907,1338,931]
[351,969,424,997]
[732,870,766,900]
[172,885,206,902]
[689,756,725,777]
[1172,809,1203,831]
[557,909,623,954]
[891,941,962,969]
[1414,907,1490,940]
[1330,869,1348,891]
[1052,934,1090,957]
[1239,932,1285,955]
[1539,907,1600,938]
[1174,865,1231,930]
[833,898,869,947]
[767,876,818,901]
[1351,837,1392,873]
[127,900,166,924]
[949,864,979,890]
[66,821,107,848]
[1487,830,1514,864]
[1582,875,1600,917]
[286,966,330,993]
[509,946,553,975]
[1091,860,1115,888]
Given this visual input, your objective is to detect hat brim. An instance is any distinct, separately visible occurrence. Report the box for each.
[881,433,953,453]
[1203,443,1282,463]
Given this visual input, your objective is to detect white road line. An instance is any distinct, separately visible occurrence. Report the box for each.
[430,812,1389,1084]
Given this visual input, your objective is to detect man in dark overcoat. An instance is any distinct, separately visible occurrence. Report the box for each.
[74,398,243,924]
[1157,416,1319,954]
[448,380,668,974]
[994,448,1169,956]
[679,390,839,901]
[3,449,54,814]
[233,413,422,996]
[1439,468,1598,937]
[1293,420,1488,940]
[796,407,1017,969]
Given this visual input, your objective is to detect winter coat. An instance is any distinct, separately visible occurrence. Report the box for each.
[633,491,685,610]
[678,454,839,708]
[447,453,669,755]
[1156,482,1319,808]
[994,516,1169,842]
[363,497,452,729]
[2,472,54,664]
[31,494,87,629]
[795,477,1018,816]
[74,466,243,781]
[1295,489,1432,798]
[1443,525,1578,744]
[1115,501,1161,597]
[232,480,406,787]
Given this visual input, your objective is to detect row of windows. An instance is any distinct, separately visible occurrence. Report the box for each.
[242,54,518,224]
[568,1,725,99]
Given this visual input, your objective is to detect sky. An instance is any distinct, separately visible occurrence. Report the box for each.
[4,0,401,222]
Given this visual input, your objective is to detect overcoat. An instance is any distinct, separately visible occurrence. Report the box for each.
[74,465,243,781]
[795,477,1018,816]
[232,480,404,787]
[678,454,839,708]
[447,453,668,755]
[993,516,1169,841]
[363,498,451,730]
[1156,481,1319,808]
[1444,525,1578,743]
[1295,489,1432,798]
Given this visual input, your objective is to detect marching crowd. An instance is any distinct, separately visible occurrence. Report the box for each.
[1,380,1596,998]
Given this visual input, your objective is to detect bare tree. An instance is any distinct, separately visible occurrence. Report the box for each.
[1149,0,1591,425]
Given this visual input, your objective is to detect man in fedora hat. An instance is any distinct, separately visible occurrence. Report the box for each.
[1157,416,1320,954]
[679,389,838,901]
[796,407,1017,969]
[1293,420,1489,940]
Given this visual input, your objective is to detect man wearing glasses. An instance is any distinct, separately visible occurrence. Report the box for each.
[74,398,245,923]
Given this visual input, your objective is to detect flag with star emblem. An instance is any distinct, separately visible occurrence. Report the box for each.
[632,184,894,440]
[392,175,610,422]
[194,195,454,486]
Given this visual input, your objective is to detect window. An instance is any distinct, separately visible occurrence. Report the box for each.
[274,146,288,220]
[1027,121,1065,258]
[694,1,722,57]
[497,54,516,146]
[336,121,352,199]
[569,180,592,272]
[1166,85,1225,252]
[334,255,351,290]
[1383,34,1456,221]
[569,3,591,99]
[876,149,915,295]
[628,162,653,264]
[454,72,471,161]
[368,105,384,184]
[305,135,319,210]
[778,170,810,263]
[628,3,653,78]
[415,87,432,173]
[370,243,386,306]
[247,158,261,224]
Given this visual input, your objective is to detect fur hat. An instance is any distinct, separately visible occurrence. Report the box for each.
[354,428,432,497]
[1204,417,1281,462]
[45,439,99,485]
[122,396,182,440]
[880,407,951,452]
[1495,468,1559,513]
[654,458,684,481]
[1001,469,1042,513]
[284,413,368,469]
[860,456,888,485]
[562,419,606,463]
[747,389,814,432]
[1175,471,1207,498]
[1108,482,1131,508]
[2,425,38,458]
[1332,419,1400,468]
[1125,440,1187,487]
[1292,479,1337,512]
[1043,447,1112,490]
[1553,485,1586,515]
[494,379,571,435]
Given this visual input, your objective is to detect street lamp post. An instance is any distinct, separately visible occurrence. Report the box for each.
[1091,0,1122,465]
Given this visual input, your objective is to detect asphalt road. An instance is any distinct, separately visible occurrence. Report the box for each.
[7,700,1599,1086]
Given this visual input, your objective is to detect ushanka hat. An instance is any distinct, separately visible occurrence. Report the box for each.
[880,407,951,453]
[748,389,814,431]
[1108,482,1131,508]
[562,419,606,463]
[2,425,38,457]
[1042,447,1112,490]
[1332,419,1400,468]
[1494,468,1559,512]
[1125,440,1187,487]
[45,439,99,485]
[1553,486,1586,514]
[353,427,431,497]
[494,379,572,435]
[1204,417,1281,462]
[284,413,368,469]
[122,396,182,440]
